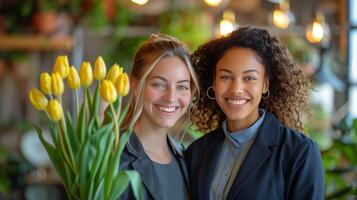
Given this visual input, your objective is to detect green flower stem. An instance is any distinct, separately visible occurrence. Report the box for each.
[57,122,75,173]
[80,88,88,142]
[42,110,59,149]
[75,90,79,118]
[116,97,122,125]
[116,97,122,150]
[110,103,119,151]
[43,110,49,119]
[85,88,91,115]
[57,94,76,173]
[60,115,76,173]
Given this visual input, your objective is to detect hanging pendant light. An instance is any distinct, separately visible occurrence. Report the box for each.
[204,0,223,7]
[305,12,330,45]
[131,0,149,5]
[217,10,237,37]
[270,0,295,29]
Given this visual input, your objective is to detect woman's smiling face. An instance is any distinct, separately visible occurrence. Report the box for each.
[214,47,269,131]
[139,56,192,130]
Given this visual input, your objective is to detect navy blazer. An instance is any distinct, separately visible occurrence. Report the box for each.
[119,133,190,200]
[185,112,324,200]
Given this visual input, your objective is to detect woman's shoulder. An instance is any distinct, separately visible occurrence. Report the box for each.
[279,122,318,149]
[270,118,321,159]
[261,112,320,156]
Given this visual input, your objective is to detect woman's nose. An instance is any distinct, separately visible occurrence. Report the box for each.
[230,80,244,94]
[164,88,176,102]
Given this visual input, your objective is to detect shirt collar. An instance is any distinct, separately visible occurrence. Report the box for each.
[223,109,266,146]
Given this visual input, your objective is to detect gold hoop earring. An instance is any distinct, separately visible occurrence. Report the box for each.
[206,86,216,100]
[262,89,270,99]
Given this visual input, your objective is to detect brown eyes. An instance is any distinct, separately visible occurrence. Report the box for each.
[218,75,257,81]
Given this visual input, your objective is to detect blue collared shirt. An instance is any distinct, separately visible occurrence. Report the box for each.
[210,109,266,200]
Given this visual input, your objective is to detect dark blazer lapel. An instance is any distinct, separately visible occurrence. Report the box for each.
[199,129,225,199]
[126,134,164,200]
[228,113,280,199]
[176,155,191,192]
[168,137,191,192]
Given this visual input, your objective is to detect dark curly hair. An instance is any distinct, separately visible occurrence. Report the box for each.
[192,27,311,133]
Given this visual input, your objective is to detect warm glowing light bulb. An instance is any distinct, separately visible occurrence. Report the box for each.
[306,21,324,43]
[273,9,290,29]
[204,0,222,7]
[220,19,234,36]
[131,0,149,5]
[312,21,324,41]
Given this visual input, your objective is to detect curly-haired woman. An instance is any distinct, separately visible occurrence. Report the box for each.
[185,27,324,200]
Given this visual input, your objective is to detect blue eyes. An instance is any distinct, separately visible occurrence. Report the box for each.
[151,83,189,90]
[177,85,189,90]
[152,83,165,88]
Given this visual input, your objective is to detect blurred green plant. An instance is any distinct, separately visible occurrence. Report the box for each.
[323,117,357,199]
[0,146,33,197]
[160,6,211,51]
[304,104,333,150]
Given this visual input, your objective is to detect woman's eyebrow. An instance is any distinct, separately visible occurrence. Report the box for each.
[217,68,232,73]
[177,80,190,84]
[151,76,190,84]
[151,76,167,81]
[243,69,259,74]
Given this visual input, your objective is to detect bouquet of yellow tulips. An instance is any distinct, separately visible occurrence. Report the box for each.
[28,55,142,200]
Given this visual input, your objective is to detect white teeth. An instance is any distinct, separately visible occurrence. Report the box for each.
[157,106,176,113]
[227,99,247,105]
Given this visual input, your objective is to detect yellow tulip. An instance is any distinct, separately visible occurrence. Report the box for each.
[67,66,80,90]
[79,62,93,87]
[40,72,51,95]
[106,64,123,84]
[100,80,117,103]
[53,55,70,78]
[51,72,64,96]
[29,88,48,111]
[115,72,130,97]
[47,100,63,121]
[94,56,106,80]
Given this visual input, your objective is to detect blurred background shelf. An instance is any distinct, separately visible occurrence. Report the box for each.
[0,35,74,51]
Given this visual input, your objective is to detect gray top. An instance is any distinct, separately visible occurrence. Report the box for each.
[210,109,266,200]
[152,150,189,200]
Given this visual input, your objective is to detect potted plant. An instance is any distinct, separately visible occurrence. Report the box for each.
[31,0,59,34]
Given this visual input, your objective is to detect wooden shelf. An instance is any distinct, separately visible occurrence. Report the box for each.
[0,34,74,51]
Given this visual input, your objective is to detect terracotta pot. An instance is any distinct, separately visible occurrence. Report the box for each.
[32,11,57,34]
[103,0,116,21]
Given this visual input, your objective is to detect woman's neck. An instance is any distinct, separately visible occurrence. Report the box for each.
[134,119,172,164]
[227,110,260,132]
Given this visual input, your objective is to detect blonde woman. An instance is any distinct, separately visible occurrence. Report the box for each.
[119,34,199,200]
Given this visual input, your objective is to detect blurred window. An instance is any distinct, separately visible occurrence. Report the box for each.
[349,87,357,117]
[349,30,357,82]
[349,0,357,117]
[350,0,357,25]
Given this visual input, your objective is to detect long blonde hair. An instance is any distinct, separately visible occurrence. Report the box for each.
[123,34,200,137]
